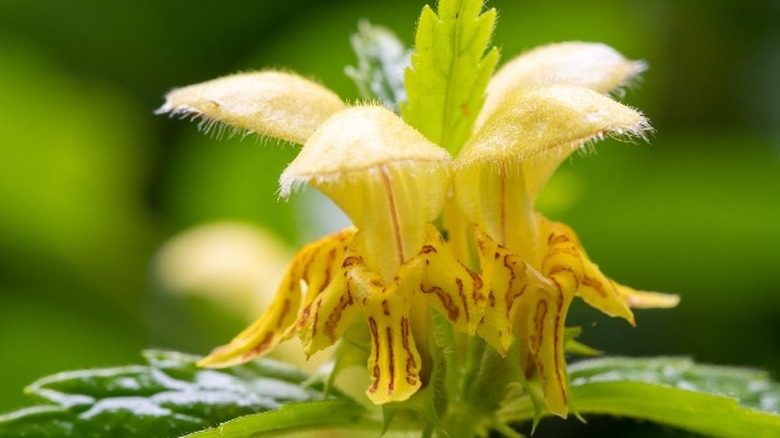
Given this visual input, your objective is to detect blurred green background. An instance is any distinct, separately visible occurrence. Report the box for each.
[1,0,778,436]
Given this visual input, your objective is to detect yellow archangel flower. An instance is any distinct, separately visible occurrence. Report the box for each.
[159,42,678,416]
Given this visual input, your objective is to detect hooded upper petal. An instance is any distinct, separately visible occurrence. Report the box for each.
[281,105,453,283]
[157,71,345,144]
[455,83,650,258]
[477,42,645,129]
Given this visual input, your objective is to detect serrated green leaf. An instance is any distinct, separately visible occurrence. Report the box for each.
[401,0,499,155]
[0,350,365,438]
[345,20,411,112]
[498,357,780,437]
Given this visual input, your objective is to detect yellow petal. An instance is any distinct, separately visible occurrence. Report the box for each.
[281,105,453,283]
[402,225,486,335]
[538,217,635,324]
[460,83,650,183]
[297,253,377,355]
[477,42,644,128]
[454,162,539,262]
[364,281,422,403]
[157,71,345,144]
[514,282,573,418]
[197,228,354,368]
[474,225,540,354]
[456,84,650,255]
[617,285,680,309]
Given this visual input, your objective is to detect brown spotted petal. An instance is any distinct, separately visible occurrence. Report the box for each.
[297,250,381,356]
[474,225,542,355]
[294,236,426,404]
[538,216,635,325]
[363,274,423,404]
[513,278,574,418]
[197,228,355,368]
[399,225,486,335]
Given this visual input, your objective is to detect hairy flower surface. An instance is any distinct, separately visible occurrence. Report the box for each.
[160,31,677,417]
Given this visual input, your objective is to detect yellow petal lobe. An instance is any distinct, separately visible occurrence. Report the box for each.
[158,71,345,144]
[478,42,644,128]
[539,217,635,324]
[364,280,422,404]
[474,225,538,354]
[197,228,354,368]
[297,252,376,356]
[456,83,650,256]
[402,225,486,335]
[515,279,573,418]
[617,285,680,309]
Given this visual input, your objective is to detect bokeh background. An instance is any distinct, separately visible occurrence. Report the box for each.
[1,0,778,436]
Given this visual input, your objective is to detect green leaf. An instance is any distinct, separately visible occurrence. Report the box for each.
[499,357,780,437]
[0,350,366,438]
[401,0,499,154]
[181,399,376,438]
[345,20,411,112]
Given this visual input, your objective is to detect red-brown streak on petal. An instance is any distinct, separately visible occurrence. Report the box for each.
[310,299,323,340]
[421,245,437,254]
[475,239,486,254]
[488,290,496,307]
[386,327,395,394]
[420,284,459,321]
[276,299,291,329]
[494,251,500,259]
[548,232,571,246]
[532,299,548,354]
[551,279,568,406]
[380,166,405,269]
[242,332,275,361]
[401,317,417,385]
[581,275,608,297]
[548,266,580,291]
[325,284,354,343]
[382,299,391,316]
[368,317,380,394]
[463,263,485,303]
[503,254,518,318]
[296,302,313,331]
[456,278,470,322]
[342,256,362,268]
[322,247,338,289]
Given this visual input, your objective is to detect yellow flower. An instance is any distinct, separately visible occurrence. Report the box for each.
[159,42,677,415]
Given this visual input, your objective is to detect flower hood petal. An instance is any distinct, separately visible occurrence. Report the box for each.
[157,71,345,144]
[477,42,644,129]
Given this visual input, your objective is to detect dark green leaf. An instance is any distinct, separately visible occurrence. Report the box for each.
[0,350,364,438]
